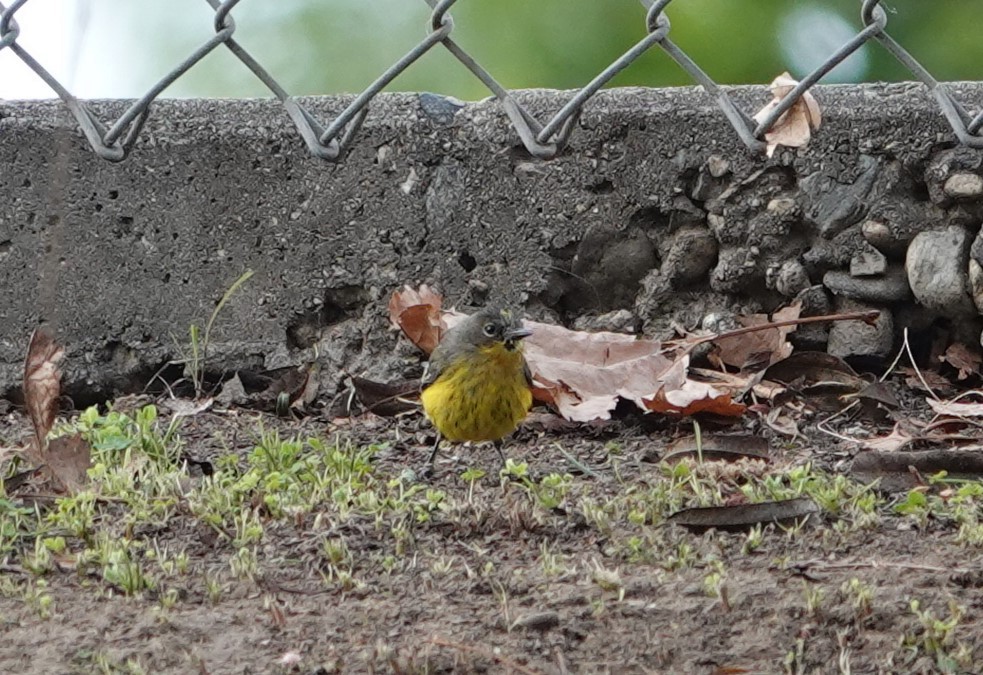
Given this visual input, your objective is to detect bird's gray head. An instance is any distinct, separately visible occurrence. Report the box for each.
[449,306,532,352]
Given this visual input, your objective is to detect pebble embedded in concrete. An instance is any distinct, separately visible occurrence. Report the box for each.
[823,268,910,303]
[792,285,833,349]
[573,309,636,333]
[969,259,983,314]
[661,225,717,286]
[943,173,983,200]
[850,245,887,277]
[827,298,894,360]
[794,285,832,316]
[769,259,811,298]
[905,225,976,317]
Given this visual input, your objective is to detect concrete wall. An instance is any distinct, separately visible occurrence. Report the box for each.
[2,84,983,404]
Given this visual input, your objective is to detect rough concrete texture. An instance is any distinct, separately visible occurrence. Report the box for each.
[3,84,983,403]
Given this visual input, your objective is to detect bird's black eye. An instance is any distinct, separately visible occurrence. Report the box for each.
[482,323,497,337]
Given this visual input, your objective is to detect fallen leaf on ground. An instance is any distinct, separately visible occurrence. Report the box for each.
[668,498,819,533]
[688,367,770,402]
[661,434,769,463]
[764,351,863,388]
[351,377,421,416]
[523,321,678,421]
[847,381,899,409]
[389,284,444,354]
[162,397,214,419]
[927,397,983,418]
[20,328,92,493]
[851,449,983,492]
[644,375,747,418]
[710,303,800,370]
[23,328,64,465]
[860,422,915,452]
[899,367,954,396]
[45,434,92,494]
[940,343,981,380]
[217,364,320,414]
[753,72,822,157]
[763,407,801,440]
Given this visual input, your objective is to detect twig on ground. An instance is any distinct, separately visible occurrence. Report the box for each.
[670,309,880,352]
[901,327,940,401]
[815,399,861,444]
[789,559,975,575]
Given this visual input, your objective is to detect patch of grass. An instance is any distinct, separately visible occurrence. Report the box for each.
[895,475,983,545]
[180,268,254,397]
[841,576,874,621]
[6,398,983,675]
[903,598,973,673]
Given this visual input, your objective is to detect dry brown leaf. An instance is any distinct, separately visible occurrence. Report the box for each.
[644,377,747,418]
[765,351,863,388]
[940,343,981,380]
[899,367,954,396]
[764,406,801,440]
[860,423,914,452]
[23,327,64,464]
[390,286,748,422]
[523,322,676,422]
[753,72,822,157]
[851,449,983,492]
[688,367,768,402]
[389,284,444,354]
[662,434,769,463]
[710,303,800,370]
[927,397,983,418]
[45,434,92,494]
[669,498,819,533]
[21,328,92,493]
[351,376,421,416]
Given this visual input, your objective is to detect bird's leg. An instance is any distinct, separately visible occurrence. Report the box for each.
[493,439,507,470]
[423,433,442,477]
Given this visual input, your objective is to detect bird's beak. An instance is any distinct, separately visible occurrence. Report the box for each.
[504,326,532,342]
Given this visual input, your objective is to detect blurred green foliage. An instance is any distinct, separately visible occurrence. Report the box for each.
[133,0,983,99]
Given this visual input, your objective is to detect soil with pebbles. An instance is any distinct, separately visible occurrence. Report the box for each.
[1,391,981,674]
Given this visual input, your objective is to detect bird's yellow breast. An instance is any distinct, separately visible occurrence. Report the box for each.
[421,343,532,443]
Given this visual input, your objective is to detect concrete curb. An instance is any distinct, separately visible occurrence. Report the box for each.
[2,84,981,404]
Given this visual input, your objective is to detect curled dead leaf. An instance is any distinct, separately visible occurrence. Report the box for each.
[753,72,822,157]
[710,303,800,370]
[644,378,747,418]
[524,321,676,422]
[940,343,981,380]
[20,328,92,494]
[860,422,914,453]
[351,377,421,416]
[23,327,64,463]
[851,449,983,492]
[45,434,92,494]
[927,397,983,418]
[662,434,769,463]
[389,284,444,354]
[669,497,819,533]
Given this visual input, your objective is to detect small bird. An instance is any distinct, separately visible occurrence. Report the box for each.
[420,306,533,473]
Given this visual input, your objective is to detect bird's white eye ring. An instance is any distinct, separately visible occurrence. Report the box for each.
[482,323,497,337]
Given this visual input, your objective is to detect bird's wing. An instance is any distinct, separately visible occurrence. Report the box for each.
[523,358,533,388]
[420,345,449,390]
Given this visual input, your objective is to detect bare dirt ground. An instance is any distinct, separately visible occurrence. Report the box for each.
[1,385,981,675]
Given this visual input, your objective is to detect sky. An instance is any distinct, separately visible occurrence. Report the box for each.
[0,0,106,99]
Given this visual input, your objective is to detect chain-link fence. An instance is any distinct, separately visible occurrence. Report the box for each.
[2,0,982,162]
